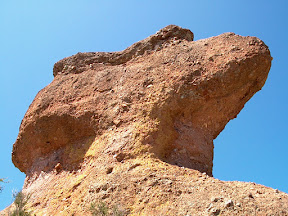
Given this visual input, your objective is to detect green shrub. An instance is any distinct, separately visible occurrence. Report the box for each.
[0,178,3,192]
[89,201,126,216]
[0,178,8,193]
[90,201,108,216]
[9,191,31,216]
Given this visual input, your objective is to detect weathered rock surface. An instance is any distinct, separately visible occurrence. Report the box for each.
[6,25,288,215]
[12,25,270,175]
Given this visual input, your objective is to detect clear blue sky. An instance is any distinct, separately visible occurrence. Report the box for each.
[1,0,287,210]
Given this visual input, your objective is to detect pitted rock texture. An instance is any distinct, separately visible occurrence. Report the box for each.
[12,25,271,177]
[53,25,194,76]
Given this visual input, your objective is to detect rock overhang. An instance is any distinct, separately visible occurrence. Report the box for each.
[12,25,272,175]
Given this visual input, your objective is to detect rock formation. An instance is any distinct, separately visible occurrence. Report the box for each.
[5,25,288,215]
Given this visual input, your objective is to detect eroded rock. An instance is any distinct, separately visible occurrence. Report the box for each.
[12,25,271,177]
[6,25,288,216]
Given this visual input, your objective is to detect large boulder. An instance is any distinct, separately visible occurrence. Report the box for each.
[12,25,271,176]
[8,25,288,216]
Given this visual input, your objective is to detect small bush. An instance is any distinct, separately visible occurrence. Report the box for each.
[0,178,4,193]
[90,201,108,216]
[9,191,31,216]
[89,201,126,216]
[0,178,8,193]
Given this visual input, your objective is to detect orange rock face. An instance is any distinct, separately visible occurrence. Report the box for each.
[8,26,287,216]
[12,25,271,176]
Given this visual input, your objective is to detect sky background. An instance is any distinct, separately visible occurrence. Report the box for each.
[1,0,287,210]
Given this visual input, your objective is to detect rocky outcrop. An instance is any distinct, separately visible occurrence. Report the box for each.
[12,25,271,176]
[8,25,288,215]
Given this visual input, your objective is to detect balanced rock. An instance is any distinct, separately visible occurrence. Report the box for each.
[8,26,288,216]
[12,25,270,176]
